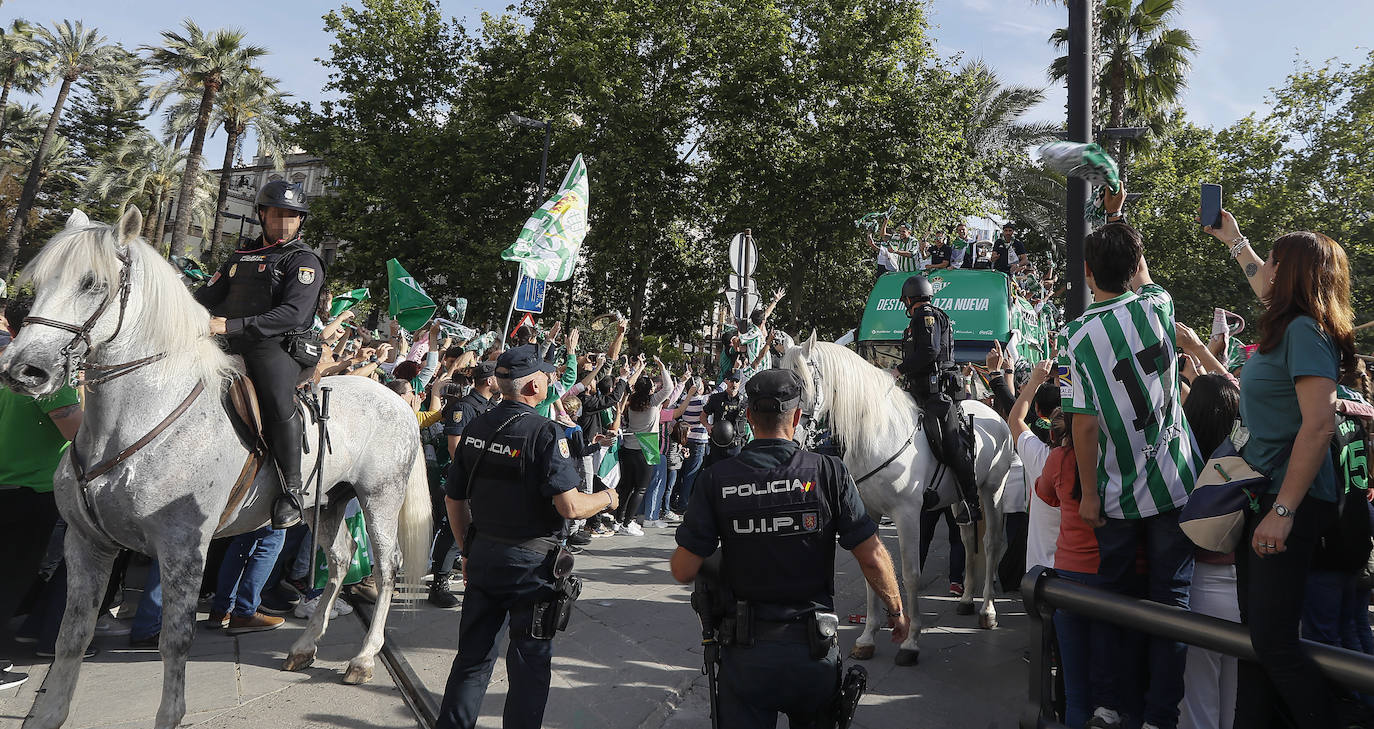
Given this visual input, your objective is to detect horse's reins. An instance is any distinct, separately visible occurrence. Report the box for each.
[803,351,922,486]
[21,245,205,542]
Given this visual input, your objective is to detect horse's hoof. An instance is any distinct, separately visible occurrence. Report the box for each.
[954,602,975,616]
[342,662,373,685]
[894,648,920,666]
[979,614,998,630]
[283,652,315,672]
[849,644,875,661]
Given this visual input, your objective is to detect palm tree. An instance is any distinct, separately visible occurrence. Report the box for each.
[1050,0,1197,174]
[144,20,266,257]
[957,60,1061,162]
[165,67,288,255]
[0,20,50,148]
[85,130,190,248]
[0,20,122,277]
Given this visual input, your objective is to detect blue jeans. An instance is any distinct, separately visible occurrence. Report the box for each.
[1053,569,1107,728]
[661,469,679,516]
[918,507,965,583]
[643,451,668,521]
[1092,511,1194,729]
[1302,569,1355,647]
[673,442,708,512]
[211,526,286,617]
[131,558,162,641]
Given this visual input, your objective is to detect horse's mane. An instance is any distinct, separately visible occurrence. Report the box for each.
[24,221,239,389]
[783,341,917,460]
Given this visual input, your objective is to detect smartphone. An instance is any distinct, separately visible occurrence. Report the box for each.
[1199,183,1223,228]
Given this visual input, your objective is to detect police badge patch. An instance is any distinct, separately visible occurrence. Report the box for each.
[298,267,316,285]
[802,512,818,531]
[208,271,221,285]
[229,264,238,277]
[558,439,570,458]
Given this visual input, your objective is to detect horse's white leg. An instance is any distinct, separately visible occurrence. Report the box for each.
[23,533,115,729]
[152,545,207,729]
[849,513,883,661]
[285,506,351,671]
[890,505,925,666]
[343,504,400,685]
[956,518,979,616]
[978,501,1007,630]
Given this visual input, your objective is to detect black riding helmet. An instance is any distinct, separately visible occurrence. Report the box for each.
[901,274,934,302]
[255,180,309,220]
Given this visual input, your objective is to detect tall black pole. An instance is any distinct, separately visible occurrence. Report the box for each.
[1065,0,1093,321]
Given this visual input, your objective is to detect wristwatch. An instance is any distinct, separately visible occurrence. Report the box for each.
[1273,503,1294,519]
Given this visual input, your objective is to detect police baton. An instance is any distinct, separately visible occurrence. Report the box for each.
[308,386,332,573]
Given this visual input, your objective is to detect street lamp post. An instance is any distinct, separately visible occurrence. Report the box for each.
[1064,0,1094,321]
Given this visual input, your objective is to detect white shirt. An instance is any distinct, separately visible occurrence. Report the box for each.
[1016,430,1059,572]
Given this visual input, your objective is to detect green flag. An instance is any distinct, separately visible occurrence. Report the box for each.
[386,259,437,332]
[446,298,468,324]
[328,287,370,318]
[502,154,589,282]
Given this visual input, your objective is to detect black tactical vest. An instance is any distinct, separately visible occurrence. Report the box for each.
[708,448,838,609]
[902,303,952,379]
[459,406,566,541]
[215,239,315,325]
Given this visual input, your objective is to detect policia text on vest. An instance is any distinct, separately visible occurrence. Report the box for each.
[670,369,911,729]
[434,345,621,729]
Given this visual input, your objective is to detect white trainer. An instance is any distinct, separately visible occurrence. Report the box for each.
[622,522,645,536]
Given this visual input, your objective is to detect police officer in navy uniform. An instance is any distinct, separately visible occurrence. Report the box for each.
[437,345,619,729]
[896,274,980,524]
[701,369,749,467]
[671,369,910,728]
[443,360,498,457]
[195,180,323,529]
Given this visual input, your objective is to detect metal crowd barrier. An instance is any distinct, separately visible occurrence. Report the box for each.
[1019,566,1374,729]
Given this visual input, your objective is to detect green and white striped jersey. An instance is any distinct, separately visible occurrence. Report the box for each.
[1058,284,1202,519]
[886,236,924,273]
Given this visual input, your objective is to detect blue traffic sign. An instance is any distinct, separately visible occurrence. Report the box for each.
[514,274,546,313]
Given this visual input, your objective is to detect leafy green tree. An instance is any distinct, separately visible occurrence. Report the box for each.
[0,19,123,277]
[144,20,266,257]
[0,19,49,148]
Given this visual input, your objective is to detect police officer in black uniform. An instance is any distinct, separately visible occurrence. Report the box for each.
[671,369,910,729]
[437,345,619,729]
[195,180,323,529]
[896,274,981,525]
[701,369,749,466]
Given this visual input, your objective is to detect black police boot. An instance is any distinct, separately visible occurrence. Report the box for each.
[268,412,306,530]
[427,572,459,608]
[947,411,981,526]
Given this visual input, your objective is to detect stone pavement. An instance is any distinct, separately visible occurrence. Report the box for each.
[1,521,1031,728]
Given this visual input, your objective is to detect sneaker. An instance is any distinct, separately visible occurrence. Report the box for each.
[206,611,230,629]
[0,669,29,691]
[663,511,683,523]
[283,576,312,598]
[948,582,965,597]
[611,522,623,533]
[1086,707,1122,729]
[94,615,131,637]
[128,633,159,649]
[293,595,353,620]
[258,587,297,616]
[622,522,644,537]
[590,525,614,538]
[226,612,285,635]
[643,519,664,528]
[427,573,459,609]
[567,530,592,546]
[36,645,98,659]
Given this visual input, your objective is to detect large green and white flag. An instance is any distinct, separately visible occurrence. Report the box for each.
[502,154,589,282]
[386,258,437,332]
[596,437,621,489]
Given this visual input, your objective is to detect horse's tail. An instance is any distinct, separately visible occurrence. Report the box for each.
[397,445,433,593]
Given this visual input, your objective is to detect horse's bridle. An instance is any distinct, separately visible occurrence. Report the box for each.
[799,349,920,486]
[21,245,146,385]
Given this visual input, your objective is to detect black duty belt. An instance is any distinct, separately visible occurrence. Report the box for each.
[753,620,810,643]
[477,532,561,555]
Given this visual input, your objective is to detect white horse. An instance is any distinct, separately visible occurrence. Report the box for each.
[0,209,432,729]
[782,335,1013,665]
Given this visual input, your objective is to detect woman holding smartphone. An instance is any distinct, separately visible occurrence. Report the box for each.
[1205,211,1355,728]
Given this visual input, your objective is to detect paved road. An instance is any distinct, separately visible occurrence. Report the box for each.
[1,521,1030,728]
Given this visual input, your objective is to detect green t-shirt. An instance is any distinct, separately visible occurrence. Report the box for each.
[0,385,80,492]
[1239,316,1340,502]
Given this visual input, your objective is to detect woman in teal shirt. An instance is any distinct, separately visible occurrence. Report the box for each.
[1207,214,1357,729]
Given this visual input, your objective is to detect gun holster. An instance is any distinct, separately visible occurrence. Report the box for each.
[833,664,869,729]
[808,611,839,660]
[530,545,580,641]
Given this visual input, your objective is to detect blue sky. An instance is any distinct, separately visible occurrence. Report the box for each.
[7,0,1372,166]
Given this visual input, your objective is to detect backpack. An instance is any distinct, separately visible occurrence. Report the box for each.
[1313,413,1373,573]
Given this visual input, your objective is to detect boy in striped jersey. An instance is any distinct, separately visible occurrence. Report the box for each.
[1058,185,1203,729]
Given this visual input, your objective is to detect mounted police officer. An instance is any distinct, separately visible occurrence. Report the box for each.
[196,180,323,529]
[436,345,619,729]
[896,274,980,525]
[671,369,910,729]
